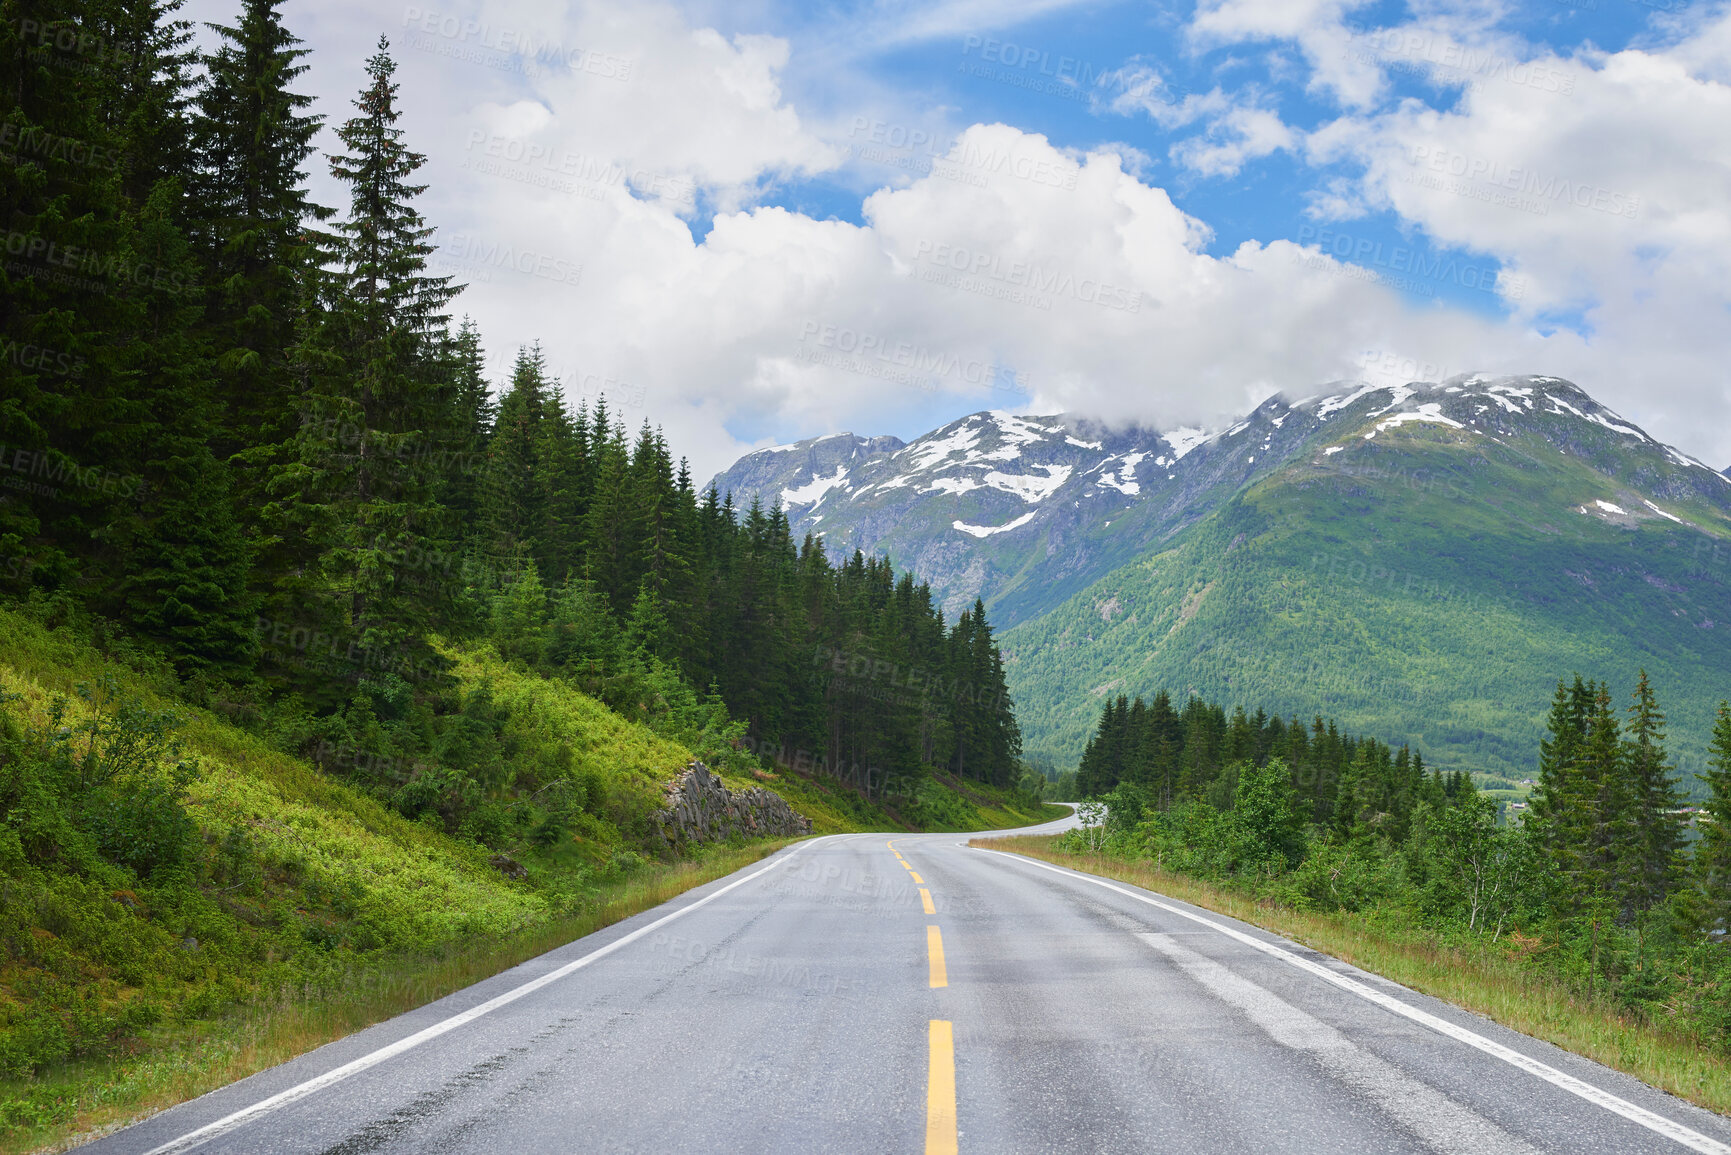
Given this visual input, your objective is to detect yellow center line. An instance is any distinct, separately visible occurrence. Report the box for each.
[926,1020,957,1155]
[927,925,947,988]
[919,888,936,915]
[910,871,925,884]
[902,861,915,871]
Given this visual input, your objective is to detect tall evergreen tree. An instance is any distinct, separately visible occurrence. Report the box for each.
[480,344,551,568]
[1689,703,1731,937]
[190,0,327,463]
[269,36,461,671]
[1621,670,1683,938]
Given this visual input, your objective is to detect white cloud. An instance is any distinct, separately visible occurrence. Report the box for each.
[182,0,1731,480]
[1190,0,1386,109]
[1170,103,1297,176]
[1305,13,1731,464]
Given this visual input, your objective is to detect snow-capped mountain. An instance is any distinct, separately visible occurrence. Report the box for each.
[712,375,1731,626]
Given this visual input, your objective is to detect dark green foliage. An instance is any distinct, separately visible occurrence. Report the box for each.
[0,1,1032,1101]
[1070,669,1731,1047]
[1689,704,1731,935]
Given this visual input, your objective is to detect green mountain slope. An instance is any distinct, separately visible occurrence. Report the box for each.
[0,602,1052,1120]
[1003,384,1731,783]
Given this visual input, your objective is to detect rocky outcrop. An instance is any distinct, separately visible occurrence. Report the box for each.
[652,761,811,847]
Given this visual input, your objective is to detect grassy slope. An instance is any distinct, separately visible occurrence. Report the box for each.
[1005,421,1731,783]
[981,837,1731,1116]
[0,607,1057,1148]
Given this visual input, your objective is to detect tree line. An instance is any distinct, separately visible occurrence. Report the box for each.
[1076,690,1466,838]
[0,0,1021,836]
[1072,673,1731,1021]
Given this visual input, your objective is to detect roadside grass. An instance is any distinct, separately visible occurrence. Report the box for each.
[973,836,1731,1117]
[4,841,793,1155]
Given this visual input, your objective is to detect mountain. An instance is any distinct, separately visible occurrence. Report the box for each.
[712,376,1731,782]
[713,403,1325,626]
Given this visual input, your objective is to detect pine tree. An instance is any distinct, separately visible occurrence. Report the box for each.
[480,345,551,567]
[1621,670,1683,941]
[190,0,328,464]
[1689,703,1731,937]
[443,317,493,544]
[270,36,461,674]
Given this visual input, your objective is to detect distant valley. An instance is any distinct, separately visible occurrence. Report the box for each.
[712,376,1731,781]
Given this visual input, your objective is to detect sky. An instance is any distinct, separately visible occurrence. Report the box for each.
[185,0,1731,481]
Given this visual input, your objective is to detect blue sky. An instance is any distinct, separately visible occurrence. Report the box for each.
[223,0,1731,477]
[740,0,1669,315]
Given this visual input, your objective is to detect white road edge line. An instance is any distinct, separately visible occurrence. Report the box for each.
[142,838,831,1155]
[980,848,1731,1155]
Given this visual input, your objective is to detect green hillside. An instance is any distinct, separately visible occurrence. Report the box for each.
[0,603,1053,1142]
[1005,418,1731,784]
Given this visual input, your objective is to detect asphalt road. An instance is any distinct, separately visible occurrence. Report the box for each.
[92,813,1731,1154]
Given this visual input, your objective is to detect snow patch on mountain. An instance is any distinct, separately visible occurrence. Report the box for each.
[923,476,982,497]
[781,465,850,507]
[1366,404,1466,438]
[1643,499,1687,525]
[953,511,1037,538]
[1099,452,1146,496]
[986,464,1072,503]
[1164,427,1210,460]
[1315,382,1397,419]
[902,423,981,471]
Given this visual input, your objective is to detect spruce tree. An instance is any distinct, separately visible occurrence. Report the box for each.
[480,345,551,568]
[443,317,493,546]
[1621,670,1683,938]
[271,36,461,674]
[190,0,328,463]
[1689,703,1731,937]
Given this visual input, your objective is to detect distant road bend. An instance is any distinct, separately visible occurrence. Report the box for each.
[96,814,1731,1154]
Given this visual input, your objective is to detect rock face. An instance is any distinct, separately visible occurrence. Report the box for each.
[652,761,812,847]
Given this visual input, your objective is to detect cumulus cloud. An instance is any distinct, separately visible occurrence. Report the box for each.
[1304,14,1731,463]
[1190,0,1386,109]
[182,0,1731,478]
